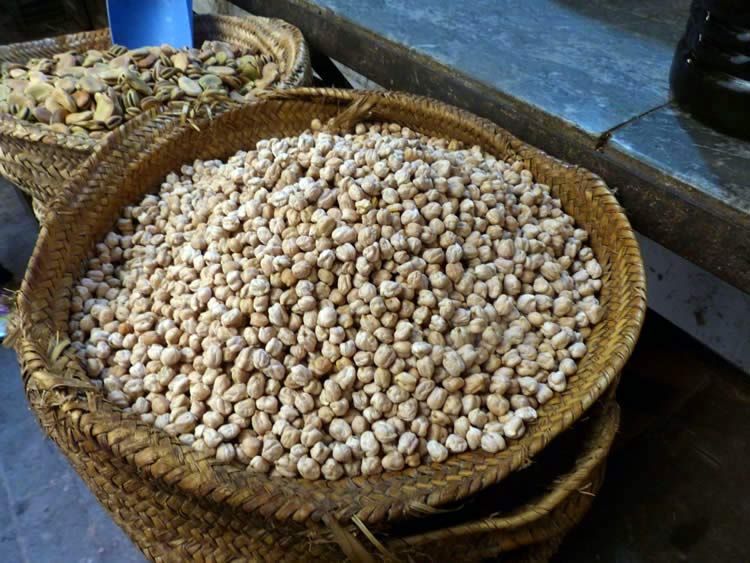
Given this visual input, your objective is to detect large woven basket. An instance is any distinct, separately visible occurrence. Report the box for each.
[51,396,618,562]
[11,88,645,559]
[0,14,311,207]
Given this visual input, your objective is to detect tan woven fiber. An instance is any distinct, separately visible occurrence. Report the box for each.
[24,365,616,563]
[12,88,645,558]
[66,402,617,563]
[384,401,618,561]
[0,14,311,205]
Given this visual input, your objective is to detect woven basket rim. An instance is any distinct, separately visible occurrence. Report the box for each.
[50,404,615,561]
[14,87,646,529]
[0,13,310,153]
[393,400,618,546]
[385,400,618,561]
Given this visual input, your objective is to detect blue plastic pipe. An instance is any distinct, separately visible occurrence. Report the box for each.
[106,0,194,49]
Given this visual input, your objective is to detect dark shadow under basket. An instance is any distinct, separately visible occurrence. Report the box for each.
[0,14,311,207]
[11,88,645,558]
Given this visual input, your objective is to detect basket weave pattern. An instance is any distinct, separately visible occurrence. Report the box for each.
[0,14,311,204]
[12,88,645,560]
[386,401,619,561]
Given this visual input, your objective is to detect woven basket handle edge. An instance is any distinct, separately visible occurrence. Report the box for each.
[392,401,620,549]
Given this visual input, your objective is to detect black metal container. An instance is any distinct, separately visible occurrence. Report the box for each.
[670,0,750,140]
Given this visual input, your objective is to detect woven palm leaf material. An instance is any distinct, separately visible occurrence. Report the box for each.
[0,14,311,207]
[11,88,645,560]
[13,336,616,563]
[382,400,618,561]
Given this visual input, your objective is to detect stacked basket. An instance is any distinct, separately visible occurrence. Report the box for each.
[0,14,311,215]
[7,88,646,561]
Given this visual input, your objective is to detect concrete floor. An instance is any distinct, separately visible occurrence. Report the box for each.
[0,348,146,563]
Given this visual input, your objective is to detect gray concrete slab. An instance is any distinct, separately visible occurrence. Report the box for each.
[0,472,25,563]
[311,0,688,137]
[608,103,750,218]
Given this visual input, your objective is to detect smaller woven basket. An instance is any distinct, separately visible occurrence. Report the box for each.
[383,401,619,562]
[0,14,311,207]
[12,88,645,560]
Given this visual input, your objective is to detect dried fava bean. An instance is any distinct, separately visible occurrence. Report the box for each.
[1,40,282,137]
[71,122,602,480]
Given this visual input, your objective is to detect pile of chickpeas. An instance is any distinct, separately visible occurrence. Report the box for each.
[70,121,603,480]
